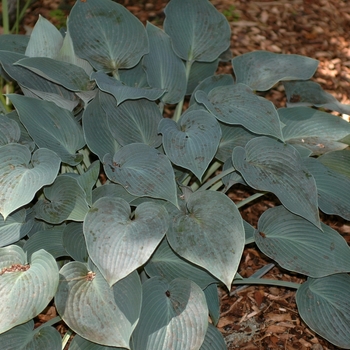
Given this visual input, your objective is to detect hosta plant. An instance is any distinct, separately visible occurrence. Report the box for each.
[0,0,350,349]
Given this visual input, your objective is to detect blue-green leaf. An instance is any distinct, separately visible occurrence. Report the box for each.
[9,94,85,165]
[296,274,350,349]
[23,225,67,259]
[69,334,125,350]
[187,61,220,96]
[319,150,350,179]
[0,144,60,219]
[303,157,350,220]
[93,71,165,105]
[190,74,234,105]
[0,246,59,333]
[216,123,255,162]
[164,0,230,62]
[167,190,245,290]
[159,110,221,180]
[0,115,20,146]
[196,83,284,140]
[0,35,29,53]
[284,80,350,115]
[0,51,79,111]
[0,209,33,247]
[280,107,350,155]
[233,137,321,228]
[204,284,220,326]
[0,320,61,350]
[69,0,148,72]
[15,57,93,91]
[34,176,89,224]
[92,183,138,204]
[62,223,88,263]
[25,15,63,58]
[83,197,168,286]
[232,51,318,91]
[255,206,350,277]
[82,92,121,162]
[104,143,178,207]
[100,93,162,147]
[56,262,141,347]
[143,23,186,104]
[132,277,208,350]
[200,323,227,350]
[144,238,219,289]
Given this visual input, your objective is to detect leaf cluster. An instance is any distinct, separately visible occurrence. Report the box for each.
[0,0,350,349]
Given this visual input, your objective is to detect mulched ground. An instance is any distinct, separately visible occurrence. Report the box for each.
[2,0,350,349]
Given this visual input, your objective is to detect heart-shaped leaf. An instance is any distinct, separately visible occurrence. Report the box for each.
[34,176,89,224]
[196,84,284,140]
[25,15,63,58]
[0,320,62,350]
[131,277,208,350]
[143,23,186,104]
[82,92,121,162]
[232,51,318,91]
[68,0,148,72]
[9,94,85,165]
[0,246,59,333]
[101,93,162,147]
[166,190,245,290]
[145,238,219,289]
[55,262,141,347]
[93,71,165,105]
[280,107,350,155]
[0,144,60,219]
[164,0,230,62]
[15,57,92,91]
[159,110,221,180]
[255,206,350,277]
[232,136,321,228]
[296,274,350,349]
[83,197,168,286]
[0,209,33,247]
[104,143,178,207]
[303,157,350,220]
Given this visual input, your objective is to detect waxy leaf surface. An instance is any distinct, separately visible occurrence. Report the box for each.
[233,137,320,228]
[166,190,245,290]
[84,197,168,286]
[159,110,221,180]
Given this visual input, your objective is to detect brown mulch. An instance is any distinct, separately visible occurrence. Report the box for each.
[2,0,350,349]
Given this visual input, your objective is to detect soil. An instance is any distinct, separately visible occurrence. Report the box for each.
[1,0,350,349]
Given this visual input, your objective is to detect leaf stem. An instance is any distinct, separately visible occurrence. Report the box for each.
[196,166,235,192]
[232,278,301,290]
[2,0,9,34]
[61,329,74,350]
[236,191,267,209]
[35,315,62,332]
[173,60,193,123]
